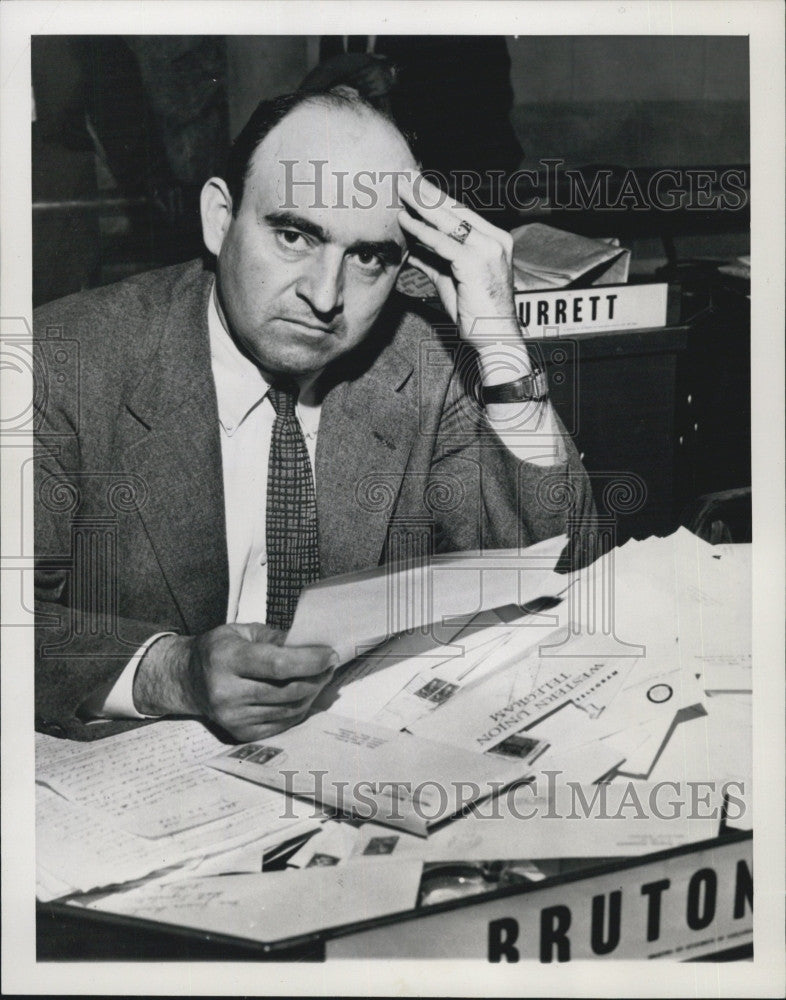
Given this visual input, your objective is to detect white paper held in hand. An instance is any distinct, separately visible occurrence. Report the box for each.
[285,535,570,664]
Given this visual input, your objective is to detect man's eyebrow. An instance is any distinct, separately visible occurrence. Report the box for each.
[265,210,404,266]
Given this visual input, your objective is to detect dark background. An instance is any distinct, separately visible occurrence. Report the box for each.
[32,35,749,304]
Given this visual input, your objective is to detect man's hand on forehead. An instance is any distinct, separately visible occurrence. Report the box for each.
[396,173,519,348]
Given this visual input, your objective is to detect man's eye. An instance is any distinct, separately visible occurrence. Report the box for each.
[275,229,309,251]
[351,250,384,273]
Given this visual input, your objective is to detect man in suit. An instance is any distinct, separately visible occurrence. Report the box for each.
[34,88,595,743]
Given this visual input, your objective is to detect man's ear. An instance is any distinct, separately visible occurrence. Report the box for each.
[200,178,234,257]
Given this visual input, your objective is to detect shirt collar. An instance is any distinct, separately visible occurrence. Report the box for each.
[208,283,322,438]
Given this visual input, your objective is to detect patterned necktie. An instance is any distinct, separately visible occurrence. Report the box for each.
[265,379,320,631]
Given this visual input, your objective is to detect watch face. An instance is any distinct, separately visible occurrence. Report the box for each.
[531,370,549,399]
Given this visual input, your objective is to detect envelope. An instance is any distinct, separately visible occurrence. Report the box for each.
[208,712,541,836]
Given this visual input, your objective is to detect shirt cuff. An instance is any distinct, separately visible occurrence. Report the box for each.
[78,632,175,722]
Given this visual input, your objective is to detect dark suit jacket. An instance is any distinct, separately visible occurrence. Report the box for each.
[34,259,595,739]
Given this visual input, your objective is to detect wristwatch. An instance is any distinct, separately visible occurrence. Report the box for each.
[479,364,549,405]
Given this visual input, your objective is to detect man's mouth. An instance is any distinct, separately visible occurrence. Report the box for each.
[279,317,333,334]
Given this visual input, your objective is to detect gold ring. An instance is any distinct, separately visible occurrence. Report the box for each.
[448,220,472,245]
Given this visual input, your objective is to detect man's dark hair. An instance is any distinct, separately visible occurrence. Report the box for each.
[223,87,413,215]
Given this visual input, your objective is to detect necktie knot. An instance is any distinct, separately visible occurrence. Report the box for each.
[268,379,298,418]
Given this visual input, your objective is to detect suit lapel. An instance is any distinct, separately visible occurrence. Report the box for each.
[316,326,419,577]
[118,265,229,633]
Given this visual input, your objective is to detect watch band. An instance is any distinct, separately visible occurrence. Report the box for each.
[479,367,549,405]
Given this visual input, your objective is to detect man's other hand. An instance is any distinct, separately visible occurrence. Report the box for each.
[133,623,337,742]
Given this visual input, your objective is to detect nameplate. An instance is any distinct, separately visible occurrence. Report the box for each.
[326,833,752,961]
[515,283,669,337]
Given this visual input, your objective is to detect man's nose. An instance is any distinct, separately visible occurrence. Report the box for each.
[296,248,344,317]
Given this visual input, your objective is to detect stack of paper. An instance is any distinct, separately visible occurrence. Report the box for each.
[35,721,323,901]
[37,530,752,946]
[403,530,751,784]
[288,779,723,866]
[511,223,630,291]
[605,531,751,694]
[275,773,725,871]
